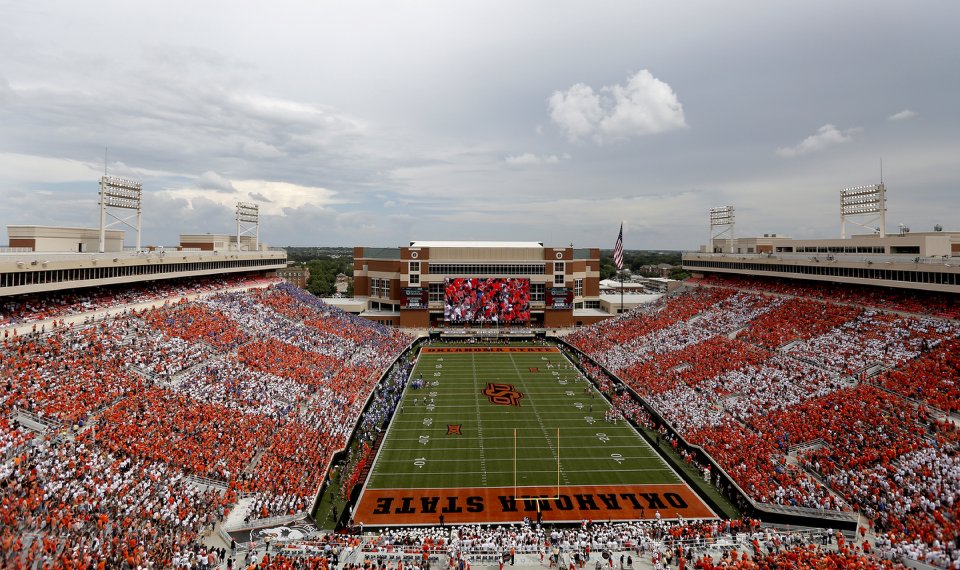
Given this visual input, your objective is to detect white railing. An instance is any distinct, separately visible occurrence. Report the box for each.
[223,511,308,532]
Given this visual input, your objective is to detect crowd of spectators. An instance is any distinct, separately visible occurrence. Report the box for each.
[877,337,960,413]
[3,264,959,568]
[2,315,147,425]
[568,278,960,567]
[619,336,769,397]
[143,302,251,351]
[786,310,959,376]
[0,437,232,568]
[197,513,929,570]
[697,273,960,319]
[750,384,960,565]
[0,273,274,328]
[0,416,31,460]
[738,297,861,350]
[869,447,960,567]
[0,281,412,566]
[566,288,734,358]
[320,519,899,570]
[579,291,774,375]
[339,360,415,501]
[688,419,840,510]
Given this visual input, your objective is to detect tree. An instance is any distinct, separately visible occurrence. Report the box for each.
[598,250,683,279]
[669,267,691,281]
[305,257,353,297]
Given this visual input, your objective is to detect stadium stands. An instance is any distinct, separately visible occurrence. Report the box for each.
[0,274,274,329]
[568,275,960,566]
[0,281,411,568]
[2,267,958,568]
[259,519,895,570]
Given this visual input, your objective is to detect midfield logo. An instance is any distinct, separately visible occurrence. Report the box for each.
[482,383,524,406]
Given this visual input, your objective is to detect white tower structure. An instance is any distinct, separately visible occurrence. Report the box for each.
[236,202,260,251]
[840,183,886,238]
[98,176,143,253]
[709,206,736,253]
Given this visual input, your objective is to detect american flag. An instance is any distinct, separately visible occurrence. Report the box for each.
[614,223,624,271]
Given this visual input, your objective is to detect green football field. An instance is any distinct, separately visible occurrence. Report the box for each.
[354,344,715,525]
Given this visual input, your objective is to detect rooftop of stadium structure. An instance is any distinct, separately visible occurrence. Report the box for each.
[409,241,547,248]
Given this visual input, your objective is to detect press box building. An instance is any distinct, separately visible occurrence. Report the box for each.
[352,241,610,328]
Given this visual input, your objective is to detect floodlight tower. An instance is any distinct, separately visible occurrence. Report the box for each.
[99,176,143,253]
[236,201,260,251]
[709,206,736,253]
[840,183,886,238]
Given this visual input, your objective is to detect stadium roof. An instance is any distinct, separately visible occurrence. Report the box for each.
[409,241,544,248]
[599,293,662,305]
[599,279,646,289]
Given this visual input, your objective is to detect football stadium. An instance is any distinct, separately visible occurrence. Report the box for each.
[1,178,959,570]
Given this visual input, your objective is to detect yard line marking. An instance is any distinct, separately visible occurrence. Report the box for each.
[471,351,488,485]
[508,352,570,486]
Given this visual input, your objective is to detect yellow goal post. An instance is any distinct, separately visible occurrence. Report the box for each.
[513,427,561,506]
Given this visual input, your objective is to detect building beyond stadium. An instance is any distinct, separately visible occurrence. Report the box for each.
[682,231,960,294]
[2,226,286,297]
[353,241,615,328]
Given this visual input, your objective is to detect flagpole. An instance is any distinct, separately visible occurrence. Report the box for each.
[615,221,624,315]
[620,267,624,315]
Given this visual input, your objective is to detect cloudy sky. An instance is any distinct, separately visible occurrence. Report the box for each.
[2,1,958,249]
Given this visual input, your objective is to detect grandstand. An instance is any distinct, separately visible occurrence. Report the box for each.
[4,255,959,567]
[1,279,412,568]
[2,184,959,568]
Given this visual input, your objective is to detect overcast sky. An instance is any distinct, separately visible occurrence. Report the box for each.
[2,1,958,250]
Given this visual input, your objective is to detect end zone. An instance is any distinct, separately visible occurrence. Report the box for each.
[420,346,560,353]
[355,484,716,526]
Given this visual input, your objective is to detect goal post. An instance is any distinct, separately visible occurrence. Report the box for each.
[513,427,561,502]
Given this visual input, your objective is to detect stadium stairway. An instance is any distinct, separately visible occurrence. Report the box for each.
[8,410,60,435]
[243,448,267,475]
[222,496,256,530]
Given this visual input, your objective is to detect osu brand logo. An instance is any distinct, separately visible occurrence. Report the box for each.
[483,383,524,406]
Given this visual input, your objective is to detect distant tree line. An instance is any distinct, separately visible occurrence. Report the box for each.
[599,250,690,281]
[284,247,355,297]
[284,246,353,263]
[304,257,354,297]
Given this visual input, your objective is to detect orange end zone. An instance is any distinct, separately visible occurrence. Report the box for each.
[421,347,560,354]
[355,485,716,526]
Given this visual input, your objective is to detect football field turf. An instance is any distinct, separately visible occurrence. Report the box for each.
[354,344,715,526]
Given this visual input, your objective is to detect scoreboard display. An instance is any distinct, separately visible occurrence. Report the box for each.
[401,287,428,309]
[443,278,530,324]
[546,287,573,309]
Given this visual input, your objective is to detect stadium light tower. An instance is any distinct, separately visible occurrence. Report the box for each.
[840,183,886,238]
[236,201,260,251]
[709,206,735,253]
[99,176,143,253]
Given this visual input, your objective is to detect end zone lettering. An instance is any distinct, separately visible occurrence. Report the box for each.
[361,487,701,524]
[373,496,484,514]
[421,347,559,354]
